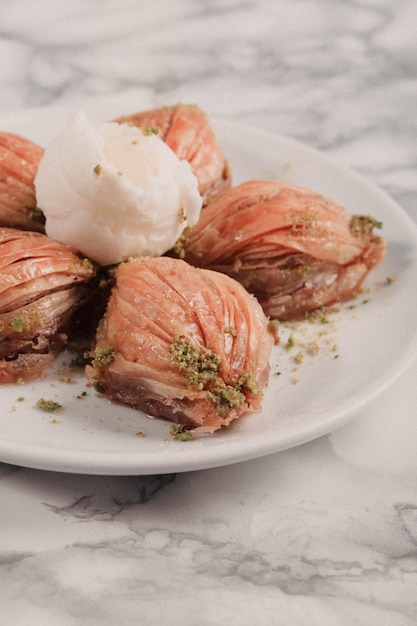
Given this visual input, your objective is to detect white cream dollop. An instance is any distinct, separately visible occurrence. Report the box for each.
[34,111,202,265]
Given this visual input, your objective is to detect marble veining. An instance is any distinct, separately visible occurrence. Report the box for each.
[2,438,417,624]
[1,1,417,624]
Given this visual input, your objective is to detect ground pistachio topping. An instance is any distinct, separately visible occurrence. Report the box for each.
[81,257,95,270]
[285,335,296,350]
[170,424,193,441]
[35,398,62,413]
[171,233,186,259]
[287,210,327,240]
[349,214,382,238]
[92,382,105,395]
[92,346,115,367]
[170,335,258,416]
[239,372,259,394]
[10,317,26,332]
[170,335,221,389]
[141,125,160,136]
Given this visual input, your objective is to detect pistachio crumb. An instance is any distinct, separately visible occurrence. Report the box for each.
[171,234,186,259]
[285,335,296,350]
[141,125,159,136]
[170,335,256,416]
[170,335,220,388]
[10,317,26,332]
[93,382,105,394]
[170,424,193,441]
[35,398,62,413]
[294,351,305,364]
[349,214,382,237]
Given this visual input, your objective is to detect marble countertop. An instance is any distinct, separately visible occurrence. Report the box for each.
[1,1,417,624]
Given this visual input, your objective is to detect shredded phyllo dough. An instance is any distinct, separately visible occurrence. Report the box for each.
[181,180,386,321]
[84,255,272,432]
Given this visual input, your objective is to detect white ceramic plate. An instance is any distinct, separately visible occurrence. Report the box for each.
[1,105,417,475]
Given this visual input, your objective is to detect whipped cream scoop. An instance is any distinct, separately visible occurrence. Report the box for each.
[35,111,202,265]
